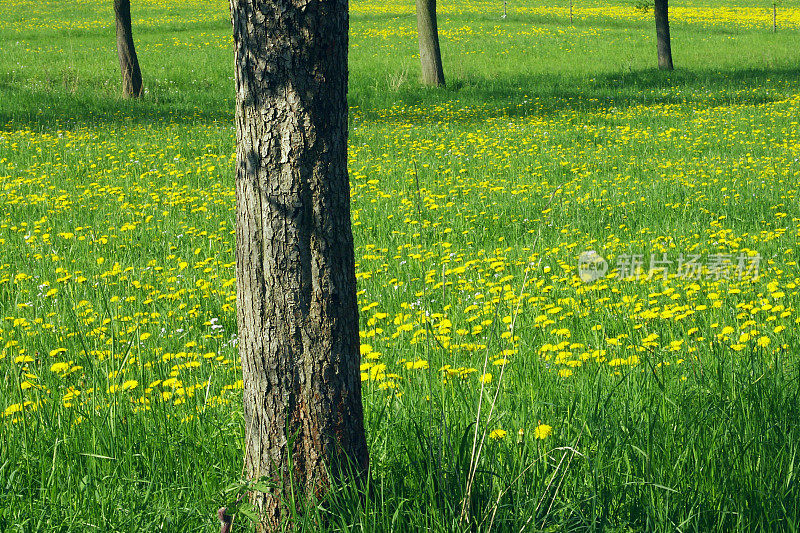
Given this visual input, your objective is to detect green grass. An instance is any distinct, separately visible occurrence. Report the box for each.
[2,0,800,530]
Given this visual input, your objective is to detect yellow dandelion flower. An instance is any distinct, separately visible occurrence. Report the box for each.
[533,424,553,440]
[4,402,30,417]
[489,429,507,439]
[50,362,71,373]
[405,359,429,370]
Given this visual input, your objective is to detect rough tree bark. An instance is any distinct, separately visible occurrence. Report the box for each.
[654,0,674,71]
[231,0,369,529]
[416,0,446,86]
[114,0,143,97]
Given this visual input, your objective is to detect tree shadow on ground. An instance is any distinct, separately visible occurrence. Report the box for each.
[351,65,800,125]
[2,65,799,132]
[0,84,234,132]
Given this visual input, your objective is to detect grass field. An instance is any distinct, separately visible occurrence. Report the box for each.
[3,0,800,530]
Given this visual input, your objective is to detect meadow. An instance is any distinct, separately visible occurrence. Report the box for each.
[2,0,800,530]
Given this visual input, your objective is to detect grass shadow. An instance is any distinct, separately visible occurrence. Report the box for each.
[0,86,234,131]
[3,66,799,132]
[351,65,800,125]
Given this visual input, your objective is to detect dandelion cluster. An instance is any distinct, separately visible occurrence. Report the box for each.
[3,0,800,456]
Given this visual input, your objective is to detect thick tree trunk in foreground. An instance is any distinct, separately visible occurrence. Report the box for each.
[416,0,446,86]
[231,0,369,529]
[114,0,143,97]
[654,0,674,71]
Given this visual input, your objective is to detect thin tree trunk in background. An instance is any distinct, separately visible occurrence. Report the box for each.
[231,0,369,529]
[654,0,674,71]
[114,0,143,97]
[416,0,446,86]
[773,3,777,33]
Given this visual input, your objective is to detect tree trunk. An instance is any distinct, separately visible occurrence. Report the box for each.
[231,0,369,529]
[773,3,777,33]
[654,0,673,71]
[114,0,143,97]
[416,0,446,86]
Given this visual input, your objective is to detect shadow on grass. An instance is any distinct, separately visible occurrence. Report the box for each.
[3,65,800,132]
[351,65,800,124]
[0,85,234,131]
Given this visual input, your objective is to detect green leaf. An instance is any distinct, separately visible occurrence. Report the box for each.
[251,481,274,493]
[238,502,259,522]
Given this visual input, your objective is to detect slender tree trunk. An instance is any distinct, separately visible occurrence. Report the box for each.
[773,2,777,33]
[416,0,446,86]
[231,0,369,529]
[654,0,673,71]
[114,0,143,97]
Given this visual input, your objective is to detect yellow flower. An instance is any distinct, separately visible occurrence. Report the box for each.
[405,359,429,370]
[50,362,71,374]
[4,403,25,417]
[121,380,139,391]
[533,424,553,440]
[489,429,507,439]
[757,336,770,348]
[479,372,492,384]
